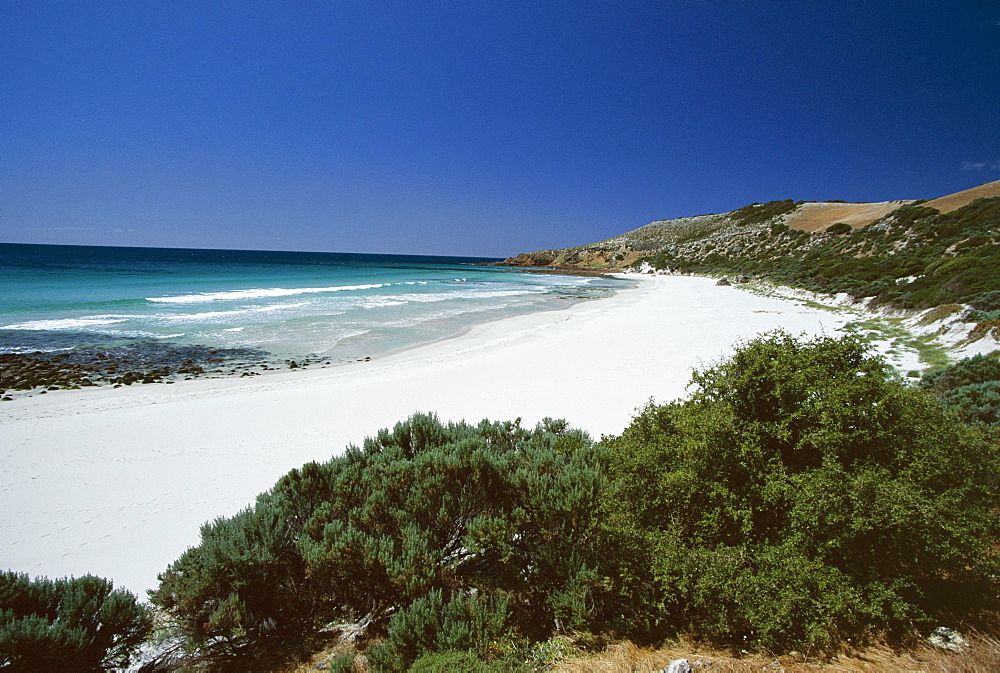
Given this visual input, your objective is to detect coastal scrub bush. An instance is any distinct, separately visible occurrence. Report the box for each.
[826,222,852,235]
[150,413,608,669]
[920,352,1000,394]
[601,332,1000,653]
[150,499,316,666]
[920,353,1000,425]
[409,649,502,672]
[729,199,799,227]
[0,572,151,671]
[366,589,512,671]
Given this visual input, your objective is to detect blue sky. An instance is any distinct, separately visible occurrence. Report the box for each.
[2,1,998,257]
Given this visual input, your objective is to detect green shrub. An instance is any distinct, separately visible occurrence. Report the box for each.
[602,332,1000,652]
[826,222,852,235]
[0,572,151,671]
[920,353,1000,393]
[966,308,1000,323]
[150,498,315,668]
[367,590,511,672]
[151,414,607,667]
[730,200,799,227]
[920,354,1000,425]
[939,381,1000,425]
[326,653,356,672]
[968,291,1000,312]
[409,649,499,672]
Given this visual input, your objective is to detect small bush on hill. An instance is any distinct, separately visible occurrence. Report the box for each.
[826,222,852,235]
[968,291,1000,312]
[730,200,800,227]
[921,352,1000,393]
[938,381,1000,425]
[0,572,151,671]
[921,353,1000,425]
[602,332,1000,653]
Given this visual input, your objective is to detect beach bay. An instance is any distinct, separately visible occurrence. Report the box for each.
[0,274,855,596]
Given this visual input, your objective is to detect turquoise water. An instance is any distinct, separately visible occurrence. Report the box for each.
[0,243,632,361]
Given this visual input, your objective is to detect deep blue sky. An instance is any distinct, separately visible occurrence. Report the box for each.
[2,1,998,257]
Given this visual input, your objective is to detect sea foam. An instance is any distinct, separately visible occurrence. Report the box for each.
[159,302,311,322]
[2,315,134,331]
[146,285,385,303]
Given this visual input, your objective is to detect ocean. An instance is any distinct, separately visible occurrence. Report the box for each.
[0,243,633,365]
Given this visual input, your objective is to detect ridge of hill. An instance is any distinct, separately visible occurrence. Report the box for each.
[501,181,1000,317]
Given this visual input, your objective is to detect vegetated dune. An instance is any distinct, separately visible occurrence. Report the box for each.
[784,200,915,232]
[922,179,1000,213]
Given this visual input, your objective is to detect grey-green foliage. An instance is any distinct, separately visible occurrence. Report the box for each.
[728,199,800,226]
[920,352,1000,425]
[409,649,501,672]
[603,332,1000,652]
[367,590,511,672]
[326,653,356,672]
[0,572,151,671]
[151,413,606,668]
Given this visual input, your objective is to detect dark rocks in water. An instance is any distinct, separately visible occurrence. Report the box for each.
[0,342,268,395]
[716,276,732,286]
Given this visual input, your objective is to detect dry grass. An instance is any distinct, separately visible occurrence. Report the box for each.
[553,633,1000,672]
[279,633,1000,672]
[781,180,1000,234]
[783,202,915,233]
[922,180,1000,214]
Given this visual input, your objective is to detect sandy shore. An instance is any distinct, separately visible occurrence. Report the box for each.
[1,275,854,597]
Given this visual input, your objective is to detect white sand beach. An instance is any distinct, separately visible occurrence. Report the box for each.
[1,275,860,597]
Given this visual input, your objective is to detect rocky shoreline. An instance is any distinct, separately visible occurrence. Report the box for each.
[0,342,335,400]
[475,261,616,277]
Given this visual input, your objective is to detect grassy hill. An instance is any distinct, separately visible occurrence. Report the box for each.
[501,181,1000,315]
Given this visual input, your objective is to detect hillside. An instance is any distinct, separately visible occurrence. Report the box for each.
[500,181,1000,316]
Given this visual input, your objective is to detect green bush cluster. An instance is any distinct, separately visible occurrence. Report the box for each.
[142,334,1000,666]
[729,200,800,227]
[602,333,1000,652]
[409,649,500,672]
[150,414,606,670]
[367,590,512,671]
[921,353,1000,425]
[0,572,151,671]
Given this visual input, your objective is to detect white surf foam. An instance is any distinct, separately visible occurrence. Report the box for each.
[1,315,134,330]
[146,285,384,303]
[160,302,311,322]
[0,346,75,354]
